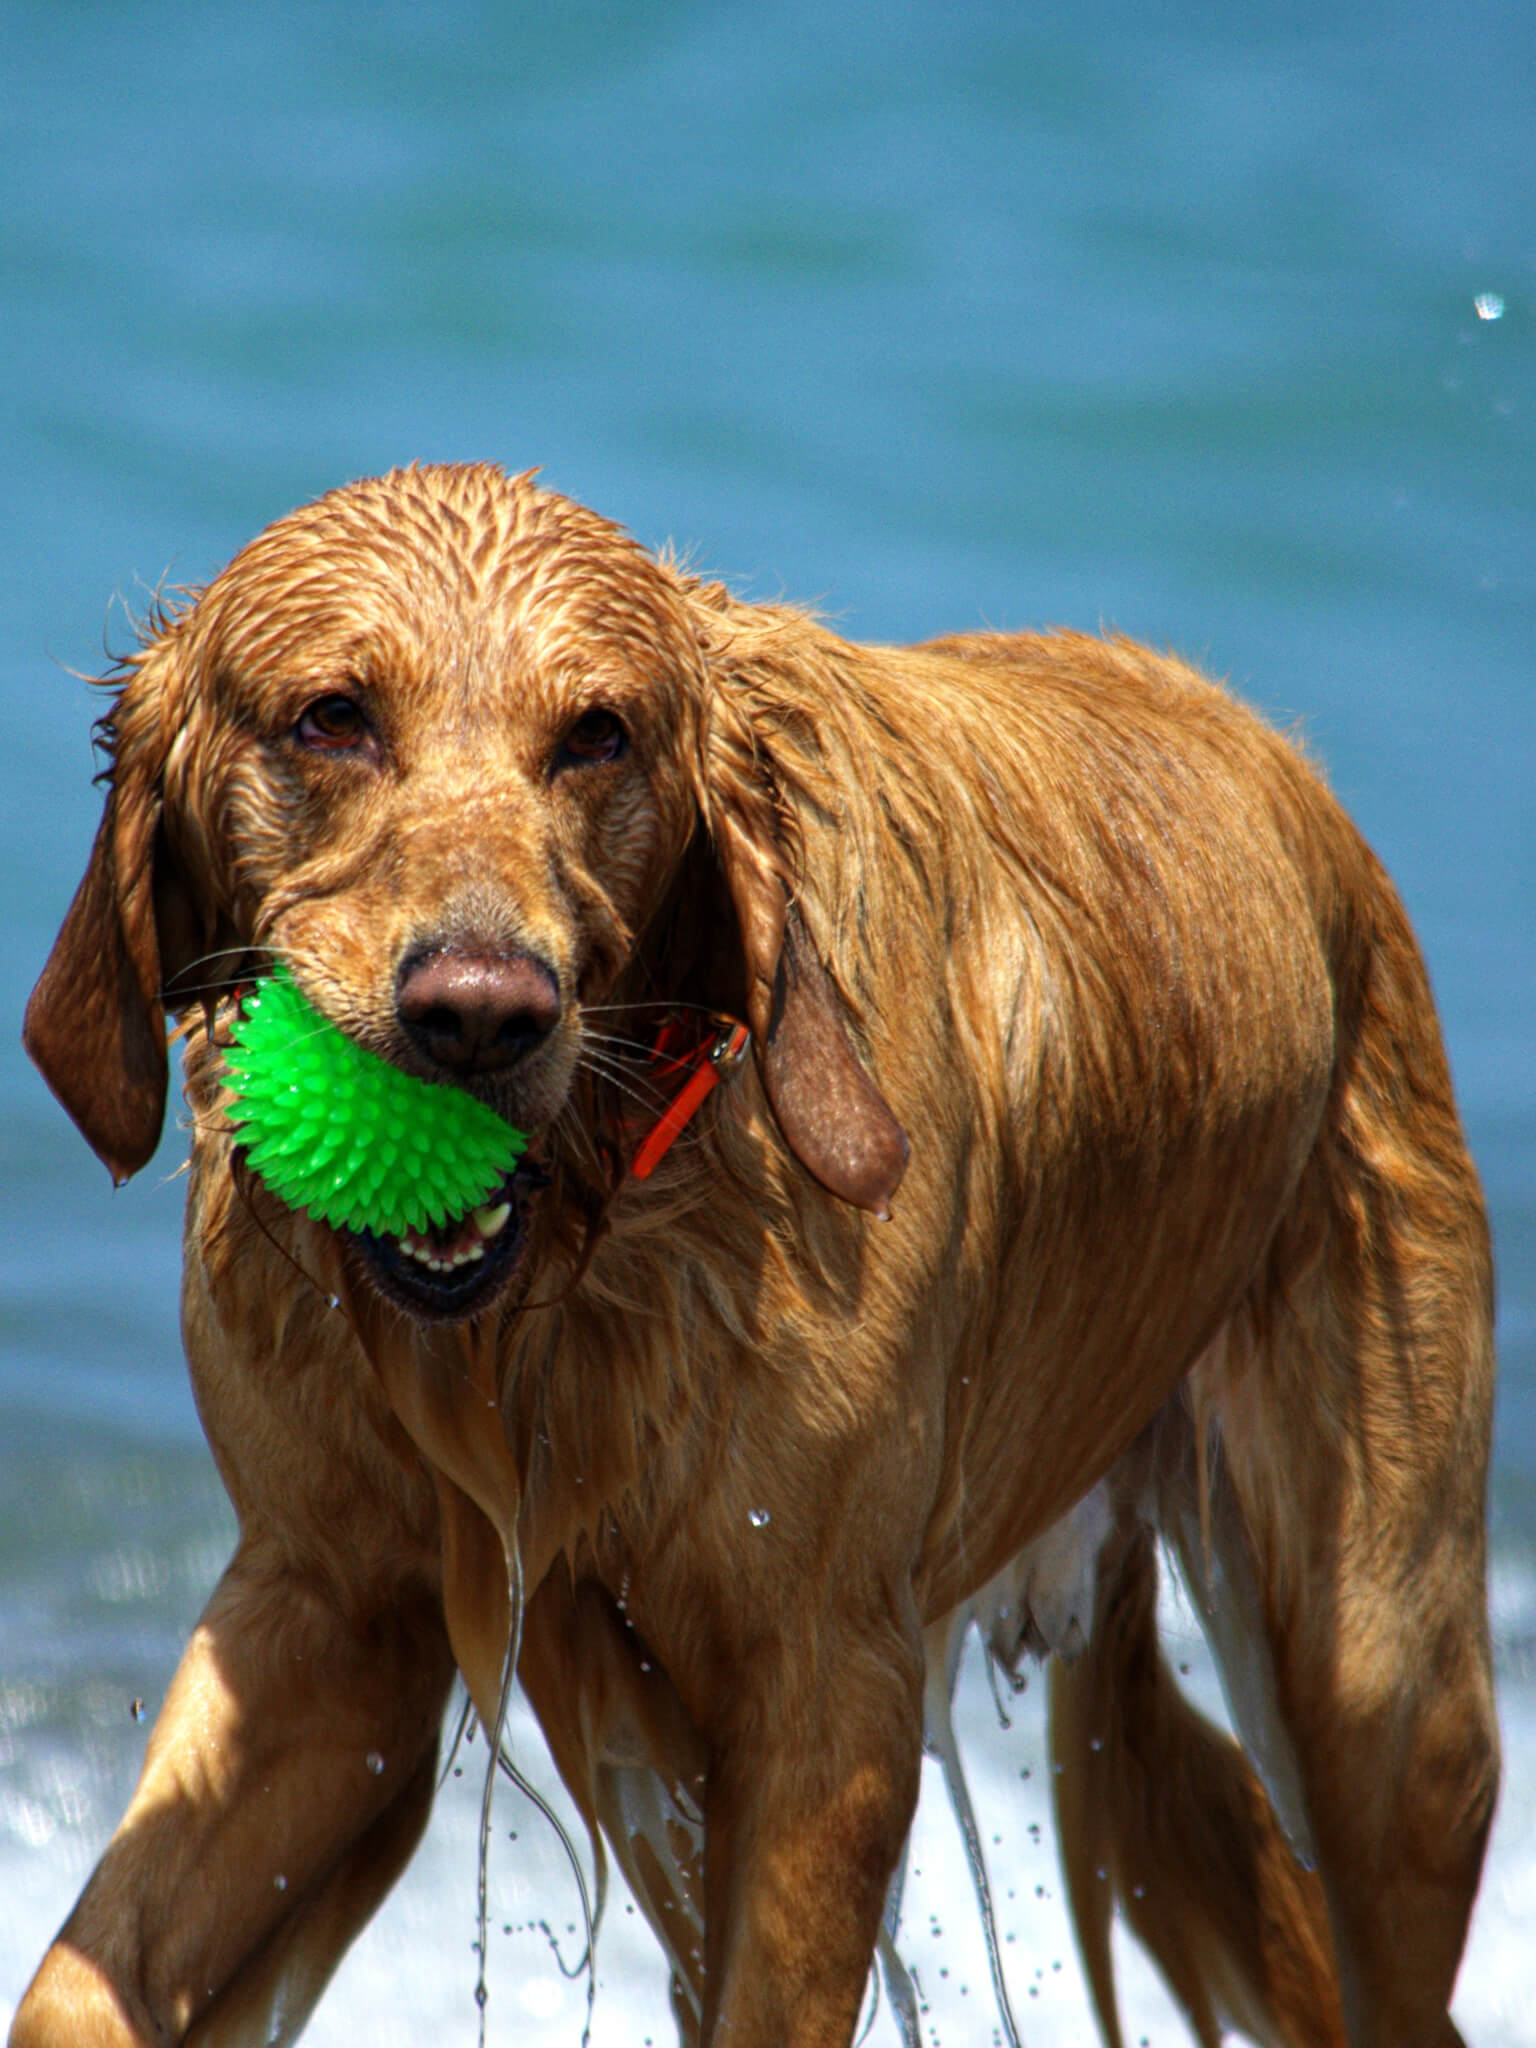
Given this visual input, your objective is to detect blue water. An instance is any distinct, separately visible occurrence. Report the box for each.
[3,4,1532,2039]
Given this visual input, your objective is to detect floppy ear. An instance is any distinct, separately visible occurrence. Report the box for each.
[698,684,910,1219]
[23,635,203,1185]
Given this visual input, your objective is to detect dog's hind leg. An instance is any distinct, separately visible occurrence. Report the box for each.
[1194,926,1502,2048]
[1049,1509,1344,2048]
[1195,1281,1498,2037]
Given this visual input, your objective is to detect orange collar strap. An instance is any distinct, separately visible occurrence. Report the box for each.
[629,1017,751,1179]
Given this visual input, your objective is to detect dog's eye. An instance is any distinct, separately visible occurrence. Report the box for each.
[296,695,369,751]
[558,708,627,768]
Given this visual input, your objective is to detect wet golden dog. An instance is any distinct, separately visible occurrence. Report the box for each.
[17,464,1497,2047]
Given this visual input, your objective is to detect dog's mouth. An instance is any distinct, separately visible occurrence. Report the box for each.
[341,1165,545,1324]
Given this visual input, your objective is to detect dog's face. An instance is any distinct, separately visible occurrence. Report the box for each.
[181,470,703,1318]
[25,465,908,1324]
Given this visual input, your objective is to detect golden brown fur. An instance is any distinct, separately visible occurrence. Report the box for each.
[15,464,1497,2046]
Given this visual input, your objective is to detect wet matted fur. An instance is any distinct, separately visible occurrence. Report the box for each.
[16,464,1497,2047]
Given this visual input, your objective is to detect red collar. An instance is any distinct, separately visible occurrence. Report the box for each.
[629,1016,751,1179]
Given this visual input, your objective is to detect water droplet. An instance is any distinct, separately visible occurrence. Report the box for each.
[326,1294,340,1310]
[129,1697,145,1723]
[1096,1866,1108,1882]
[1474,291,1505,321]
[1132,1884,1145,1899]
[365,1751,385,1774]
[1089,1735,1103,1751]
[747,1507,771,1528]
[274,1873,287,1891]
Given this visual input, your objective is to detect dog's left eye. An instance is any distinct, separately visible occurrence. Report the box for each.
[557,708,627,768]
[295,695,369,751]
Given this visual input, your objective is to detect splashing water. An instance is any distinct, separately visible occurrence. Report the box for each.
[475,1535,525,2048]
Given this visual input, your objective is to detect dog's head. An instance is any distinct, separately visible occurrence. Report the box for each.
[26,464,906,1321]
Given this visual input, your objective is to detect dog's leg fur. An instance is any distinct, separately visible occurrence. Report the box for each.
[1195,903,1501,2048]
[10,1550,453,2048]
[1050,1516,1345,2048]
[695,1606,925,2047]
[183,1740,441,2048]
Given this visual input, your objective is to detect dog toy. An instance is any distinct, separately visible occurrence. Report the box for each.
[223,965,528,1237]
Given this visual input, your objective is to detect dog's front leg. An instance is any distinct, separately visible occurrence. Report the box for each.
[697,1606,925,2048]
[10,1541,454,2048]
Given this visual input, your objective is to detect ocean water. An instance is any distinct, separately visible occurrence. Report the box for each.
[2,2,1532,2040]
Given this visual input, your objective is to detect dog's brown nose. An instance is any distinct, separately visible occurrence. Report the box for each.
[396,947,562,1075]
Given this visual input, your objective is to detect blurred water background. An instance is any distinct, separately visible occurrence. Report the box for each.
[2,3,1532,2041]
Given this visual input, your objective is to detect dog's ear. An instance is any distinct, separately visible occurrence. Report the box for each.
[24,630,204,1184]
[697,681,910,1219]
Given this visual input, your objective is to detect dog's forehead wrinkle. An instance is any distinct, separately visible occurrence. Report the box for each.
[191,470,700,758]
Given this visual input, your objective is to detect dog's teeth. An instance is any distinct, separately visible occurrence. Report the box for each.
[394,1217,497,1278]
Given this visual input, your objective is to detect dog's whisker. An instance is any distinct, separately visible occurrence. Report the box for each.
[579,999,723,1020]
[162,943,261,984]
[573,1052,673,1119]
[576,1026,675,1061]
[553,1101,604,1176]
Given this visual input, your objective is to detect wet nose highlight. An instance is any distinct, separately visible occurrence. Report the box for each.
[396,946,562,1075]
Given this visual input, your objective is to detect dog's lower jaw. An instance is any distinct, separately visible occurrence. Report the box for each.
[343,1185,536,1323]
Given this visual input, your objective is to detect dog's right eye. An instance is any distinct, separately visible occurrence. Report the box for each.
[295,695,369,751]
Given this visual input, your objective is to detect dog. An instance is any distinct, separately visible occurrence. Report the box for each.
[15,463,1498,2047]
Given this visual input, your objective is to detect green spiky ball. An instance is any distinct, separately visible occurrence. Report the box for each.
[223,966,528,1237]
